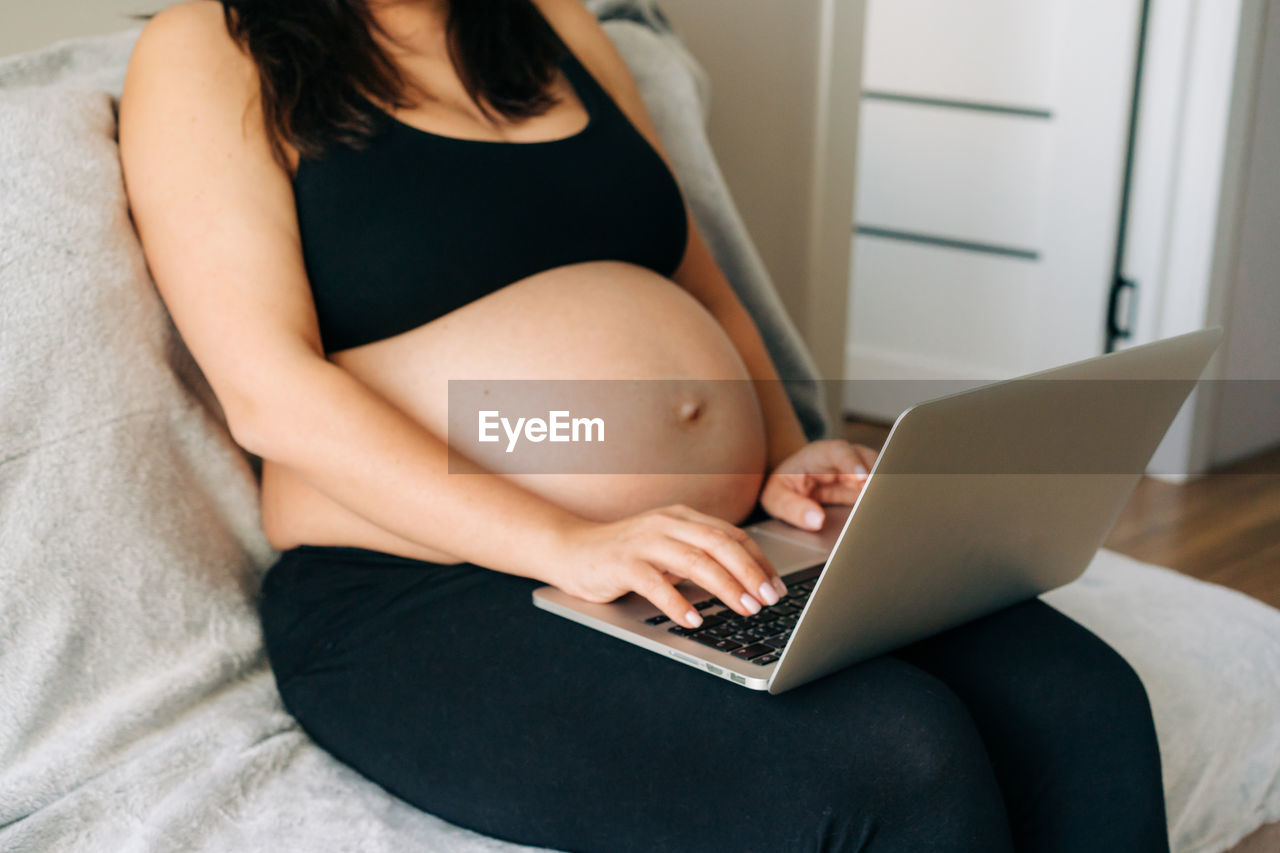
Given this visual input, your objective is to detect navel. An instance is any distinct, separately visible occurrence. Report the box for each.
[676,396,704,424]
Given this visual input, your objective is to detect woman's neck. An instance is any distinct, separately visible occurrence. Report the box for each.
[368,0,451,62]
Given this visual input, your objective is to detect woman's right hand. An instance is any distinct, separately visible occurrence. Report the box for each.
[546,504,789,629]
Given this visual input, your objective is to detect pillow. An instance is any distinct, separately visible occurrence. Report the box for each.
[0,29,278,824]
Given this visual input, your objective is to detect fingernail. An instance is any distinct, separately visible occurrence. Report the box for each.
[854,464,867,478]
[685,610,702,628]
[758,581,780,606]
[804,509,824,529]
[772,576,788,597]
[740,593,762,615]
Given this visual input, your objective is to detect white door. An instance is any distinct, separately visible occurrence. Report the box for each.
[845,0,1145,421]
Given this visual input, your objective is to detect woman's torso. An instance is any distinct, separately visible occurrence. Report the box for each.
[260,46,768,563]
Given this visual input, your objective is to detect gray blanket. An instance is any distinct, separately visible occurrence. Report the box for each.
[1,14,1277,853]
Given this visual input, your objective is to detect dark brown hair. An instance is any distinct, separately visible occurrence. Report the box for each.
[216,0,569,167]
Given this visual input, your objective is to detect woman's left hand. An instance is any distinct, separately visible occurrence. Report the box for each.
[760,440,879,531]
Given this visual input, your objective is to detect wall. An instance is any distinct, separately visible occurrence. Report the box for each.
[1120,0,1278,478]
[1211,0,1280,467]
[1,1,153,57]
[843,0,1145,426]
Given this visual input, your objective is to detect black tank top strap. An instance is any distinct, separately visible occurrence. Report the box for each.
[556,46,607,119]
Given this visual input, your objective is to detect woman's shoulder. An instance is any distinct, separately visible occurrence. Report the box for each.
[129,0,247,75]
[120,0,292,174]
[123,1,262,133]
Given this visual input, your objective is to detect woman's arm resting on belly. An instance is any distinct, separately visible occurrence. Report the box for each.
[239,354,786,623]
[243,353,786,624]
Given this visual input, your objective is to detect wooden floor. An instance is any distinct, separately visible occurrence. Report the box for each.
[841,419,1280,610]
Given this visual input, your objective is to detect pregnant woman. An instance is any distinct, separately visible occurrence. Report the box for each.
[119,1,1170,850]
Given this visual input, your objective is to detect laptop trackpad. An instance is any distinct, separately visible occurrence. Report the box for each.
[747,527,829,576]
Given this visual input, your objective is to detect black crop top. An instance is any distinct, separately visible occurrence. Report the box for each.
[292,46,690,354]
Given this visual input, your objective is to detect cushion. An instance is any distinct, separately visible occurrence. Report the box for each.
[0,18,1276,853]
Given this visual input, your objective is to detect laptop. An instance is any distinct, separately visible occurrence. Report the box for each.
[532,328,1223,694]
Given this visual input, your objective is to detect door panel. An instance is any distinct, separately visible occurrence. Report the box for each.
[856,102,1051,251]
[847,0,1143,421]
[849,236,1038,378]
[863,0,1057,106]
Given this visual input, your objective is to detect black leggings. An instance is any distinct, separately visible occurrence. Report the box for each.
[258,545,1170,852]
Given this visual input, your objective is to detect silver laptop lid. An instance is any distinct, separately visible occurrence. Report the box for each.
[767,328,1222,693]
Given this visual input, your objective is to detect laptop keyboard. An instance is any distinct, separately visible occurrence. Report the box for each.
[642,565,823,666]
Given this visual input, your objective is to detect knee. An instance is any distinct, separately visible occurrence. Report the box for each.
[1100,645,1155,718]
[1053,635,1159,747]
[997,621,1169,848]
[1012,628,1166,817]
[1093,651,1166,784]
[805,673,1011,850]
[871,681,999,806]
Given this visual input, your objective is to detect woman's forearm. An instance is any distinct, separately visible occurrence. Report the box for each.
[236,357,586,584]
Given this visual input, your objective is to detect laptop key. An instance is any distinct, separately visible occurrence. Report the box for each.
[752,653,780,666]
[731,643,774,661]
[644,614,670,625]
[689,633,742,652]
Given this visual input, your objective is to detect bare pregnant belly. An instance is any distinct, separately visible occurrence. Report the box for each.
[260,262,768,563]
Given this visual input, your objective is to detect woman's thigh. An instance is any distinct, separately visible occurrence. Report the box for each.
[895,599,1170,852]
[260,547,1014,853]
